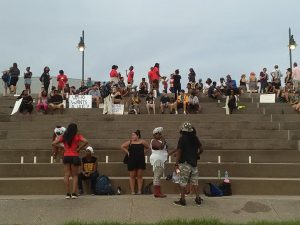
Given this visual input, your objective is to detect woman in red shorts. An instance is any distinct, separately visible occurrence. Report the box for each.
[52,123,88,199]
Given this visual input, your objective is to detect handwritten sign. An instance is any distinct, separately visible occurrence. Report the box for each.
[69,95,92,108]
[112,104,124,115]
[260,94,276,103]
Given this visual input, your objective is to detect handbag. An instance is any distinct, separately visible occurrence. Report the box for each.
[123,154,129,164]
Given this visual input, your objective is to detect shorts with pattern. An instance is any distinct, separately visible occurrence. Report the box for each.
[178,162,199,187]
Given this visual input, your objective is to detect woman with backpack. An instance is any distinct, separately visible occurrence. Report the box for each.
[121,130,150,195]
[1,70,10,96]
[52,123,88,199]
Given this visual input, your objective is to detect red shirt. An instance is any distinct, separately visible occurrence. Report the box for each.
[152,67,160,81]
[110,69,118,78]
[57,74,68,89]
[127,71,134,83]
[59,134,84,156]
[148,70,153,81]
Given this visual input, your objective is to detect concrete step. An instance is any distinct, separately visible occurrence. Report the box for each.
[1,163,300,178]
[0,139,297,150]
[1,150,300,164]
[0,177,299,195]
[1,129,297,140]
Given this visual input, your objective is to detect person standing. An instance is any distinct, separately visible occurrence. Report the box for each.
[126,66,134,86]
[292,62,300,91]
[121,130,149,195]
[57,70,68,94]
[78,146,99,195]
[40,66,51,93]
[101,82,112,115]
[259,68,268,93]
[188,68,196,83]
[173,69,181,99]
[24,67,32,94]
[52,123,88,199]
[110,65,119,84]
[248,72,258,93]
[174,122,203,206]
[149,127,168,198]
[285,68,293,85]
[1,70,10,96]
[152,63,161,94]
[271,65,283,84]
[9,63,20,94]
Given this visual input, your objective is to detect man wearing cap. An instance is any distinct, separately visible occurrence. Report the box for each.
[149,127,169,198]
[174,122,203,206]
[78,146,99,195]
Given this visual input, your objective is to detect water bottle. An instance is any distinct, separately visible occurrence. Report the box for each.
[225,171,229,179]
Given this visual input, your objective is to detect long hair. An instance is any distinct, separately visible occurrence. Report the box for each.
[180,127,200,147]
[134,130,141,138]
[63,123,78,146]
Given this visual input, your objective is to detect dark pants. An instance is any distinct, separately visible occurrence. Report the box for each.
[173,85,181,99]
[78,171,99,194]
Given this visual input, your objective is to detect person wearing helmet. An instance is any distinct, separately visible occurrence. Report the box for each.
[52,126,66,162]
[149,127,168,198]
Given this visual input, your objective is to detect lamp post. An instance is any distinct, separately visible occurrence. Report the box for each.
[77,30,86,82]
[288,27,297,69]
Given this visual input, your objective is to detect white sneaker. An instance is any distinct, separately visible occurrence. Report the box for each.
[184,111,187,115]
[175,111,178,114]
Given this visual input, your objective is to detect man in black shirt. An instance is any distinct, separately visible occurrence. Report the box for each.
[174,122,203,206]
[173,69,181,99]
[78,146,99,195]
[49,90,64,114]
[78,81,89,94]
[160,90,176,114]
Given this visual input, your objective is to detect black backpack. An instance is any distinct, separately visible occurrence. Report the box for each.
[100,84,111,98]
[95,175,115,195]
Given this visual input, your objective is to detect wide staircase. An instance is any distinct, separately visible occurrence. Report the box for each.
[0,94,300,195]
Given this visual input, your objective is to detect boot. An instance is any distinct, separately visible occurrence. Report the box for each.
[154,185,166,198]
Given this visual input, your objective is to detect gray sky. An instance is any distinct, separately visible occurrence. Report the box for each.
[1,0,300,85]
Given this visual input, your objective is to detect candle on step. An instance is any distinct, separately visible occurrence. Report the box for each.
[145,156,148,163]
[105,156,109,163]
[168,156,172,163]
[50,156,54,164]
[21,156,24,164]
[34,156,37,164]
[218,156,221,164]
[248,156,252,164]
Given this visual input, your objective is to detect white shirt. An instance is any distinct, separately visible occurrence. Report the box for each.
[292,67,300,81]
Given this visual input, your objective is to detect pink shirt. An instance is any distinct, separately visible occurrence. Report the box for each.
[292,67,300,81]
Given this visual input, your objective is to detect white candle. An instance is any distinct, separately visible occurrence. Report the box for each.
[34,156,37,164]
[50,156,54,164]
[145,156,148,163]
[21,156,24,164]
[168,156,172,163]
[249,156,252,164]
[105,156,109,163]
[218,156,221,164]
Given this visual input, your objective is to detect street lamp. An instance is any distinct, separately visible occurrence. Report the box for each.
[77,30,85,82]
[288,27,297,69]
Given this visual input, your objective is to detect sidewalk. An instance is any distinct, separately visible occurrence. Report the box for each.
[1,195,300,225]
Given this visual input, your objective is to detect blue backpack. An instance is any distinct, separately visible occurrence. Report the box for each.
[203,183,224,197]
[95,175,114,195]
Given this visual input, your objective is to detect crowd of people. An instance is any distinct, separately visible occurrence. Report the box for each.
[52,122,203,206]
[2,62,300,114]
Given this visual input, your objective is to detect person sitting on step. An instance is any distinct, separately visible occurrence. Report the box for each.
[48,89,64,114]
[187,91,202,113]
[175,90,188,114]
[146,92,156,114]
[129,92,141,114]
[78,146,99,195]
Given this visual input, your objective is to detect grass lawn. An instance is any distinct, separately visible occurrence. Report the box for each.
[64,219,300,225]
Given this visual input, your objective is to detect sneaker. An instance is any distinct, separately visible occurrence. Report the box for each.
[173,198,186,206]
[71,193,78,199]
[183,111,187,115]
[195,197,203,205]
[175,111,178,115]
[65,193,71,199]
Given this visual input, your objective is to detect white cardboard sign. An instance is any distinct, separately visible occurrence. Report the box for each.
[69,95,92,108]
[259,94,276,103]
[112,104,124,115]
[11,98,23,115]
